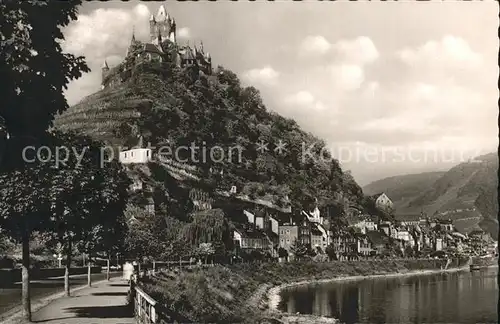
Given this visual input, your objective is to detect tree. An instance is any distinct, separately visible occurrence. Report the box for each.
[0,1,89,138]
[325,244,337,261]
[289,239,308,261]
[47,131,129,293]
[0,1,89,320]
[181,209,233,255]
[196,243,215,265]
[0,143,57,321]
[404,245,414,259]
[278,247,288,260]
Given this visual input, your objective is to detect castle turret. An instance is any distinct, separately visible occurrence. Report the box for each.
[126,27,138,56]
[170,18,176,43]
[149,14,156,42]
[101,59,109,89]
[150,5,175,45]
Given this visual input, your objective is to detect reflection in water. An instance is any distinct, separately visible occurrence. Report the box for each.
[279,267,498,324]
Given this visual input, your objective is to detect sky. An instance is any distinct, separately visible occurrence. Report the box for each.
[62,1,498,186]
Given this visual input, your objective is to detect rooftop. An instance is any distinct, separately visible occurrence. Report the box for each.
[366,230,387,245]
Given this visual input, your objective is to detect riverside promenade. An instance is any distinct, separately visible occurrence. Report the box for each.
[4,278,134,324]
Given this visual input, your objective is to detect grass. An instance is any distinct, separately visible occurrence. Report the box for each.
[138,258,468,323]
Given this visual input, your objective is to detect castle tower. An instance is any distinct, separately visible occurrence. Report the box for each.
[150,5,176,45]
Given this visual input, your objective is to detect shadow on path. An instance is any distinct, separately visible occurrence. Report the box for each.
[64,305,133,318]
[91,292,128,297]
[33,317,76,323]
[109,283,129,287]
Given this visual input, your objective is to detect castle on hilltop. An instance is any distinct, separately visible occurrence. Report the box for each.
[101,5,213,89]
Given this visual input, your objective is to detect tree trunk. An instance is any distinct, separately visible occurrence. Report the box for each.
[106,256,110,281]
[87,255,91,287]
[21,231,31,322]
[64,237,72,297]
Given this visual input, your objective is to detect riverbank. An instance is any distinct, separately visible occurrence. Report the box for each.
[139,258,469,323]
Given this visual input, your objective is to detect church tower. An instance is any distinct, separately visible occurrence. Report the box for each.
[150,5,176,46]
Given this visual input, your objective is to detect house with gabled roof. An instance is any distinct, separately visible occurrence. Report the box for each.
[371,192,394,213]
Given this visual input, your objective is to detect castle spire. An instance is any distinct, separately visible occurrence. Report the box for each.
[102,59,109,69]
[200,41,204,52]
[131,25,136,43]
[156,4,167,21]
[149,14,155,21]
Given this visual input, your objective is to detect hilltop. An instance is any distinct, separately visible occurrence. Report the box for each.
[364,153,498,239]
[54,30,366,220]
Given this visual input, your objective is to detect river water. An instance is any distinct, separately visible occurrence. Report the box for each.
[279,267,498,324]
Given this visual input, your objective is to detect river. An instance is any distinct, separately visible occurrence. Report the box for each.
[278,266,498,324]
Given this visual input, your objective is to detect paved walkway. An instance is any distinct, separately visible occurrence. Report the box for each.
[28,278,135,324]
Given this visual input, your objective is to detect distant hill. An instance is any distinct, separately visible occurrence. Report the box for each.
[365,153,498,240]
[363,171,446,207]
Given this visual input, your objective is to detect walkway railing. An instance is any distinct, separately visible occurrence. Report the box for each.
[134,285,157,324]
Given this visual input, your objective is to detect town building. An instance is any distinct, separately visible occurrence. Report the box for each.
[356,234,372,257]
[434,237,444,251]
[311,226,324,252]
[438,219,454,232]
[379,221,397,239]
[366,230,388,255]
[364,216,378,231]
[119,148,153,164]
[372,193,394,213]
[396,227,412,244]
[302,208,329,250]
[331,232,358,261]
[233,225,269,251]
[279,223,299,253]
[298,219,312,247]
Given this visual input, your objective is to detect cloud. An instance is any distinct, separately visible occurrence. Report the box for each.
[397,35,482,69]
[242,66,279,86]
[298,35,379,66]
[285,91,314,106]
[283,91,327,111]
[299,35,332,57]
[330,64,365,91]
[334,36,379,65]
[177,27,190,39]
